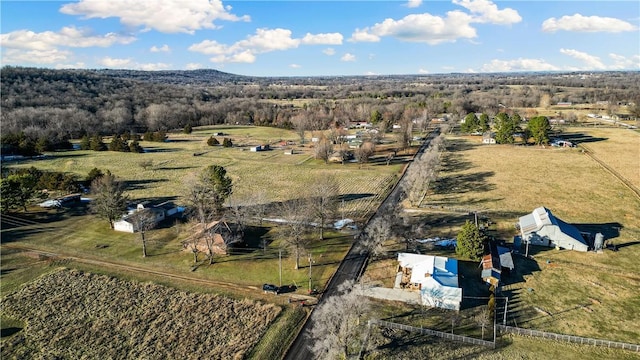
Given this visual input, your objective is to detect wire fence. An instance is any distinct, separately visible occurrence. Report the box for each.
[370,319,495,348]
[497,325,640,352]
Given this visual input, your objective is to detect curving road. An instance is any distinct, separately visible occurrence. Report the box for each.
[284,126,442,360]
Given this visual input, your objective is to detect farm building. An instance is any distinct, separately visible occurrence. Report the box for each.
[396,253,462,311]
[482,132,496,144]
[181,220,237,256]
[480,242,514,288]
[517,207,589,252]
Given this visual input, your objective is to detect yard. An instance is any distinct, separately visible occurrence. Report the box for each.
[361,125,640,354]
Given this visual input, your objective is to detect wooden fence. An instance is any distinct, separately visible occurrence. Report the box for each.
[497,325,640,352]
[370,319,495,348]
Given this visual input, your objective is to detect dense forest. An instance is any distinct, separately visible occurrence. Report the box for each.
[1,66,639,155]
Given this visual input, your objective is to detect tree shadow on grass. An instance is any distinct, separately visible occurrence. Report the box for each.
[123,178,168,190]
[432,171,496,195]
[556,133,608,144]
[459,260,491,310]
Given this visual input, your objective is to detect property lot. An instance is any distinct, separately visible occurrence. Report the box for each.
[362,125,640,354]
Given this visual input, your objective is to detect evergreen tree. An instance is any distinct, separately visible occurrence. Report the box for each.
[478,113,490,133]
[183,123,193,134]
[89,135,107,151]
[207,136,220,146]
[528,116,551,145]
[129,140,144,153]
[79,135,91,150]
[461,113,479,133]
[455,220,486,261]
[494,113,517,144]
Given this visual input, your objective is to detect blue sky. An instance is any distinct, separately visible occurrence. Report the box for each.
[1,0,639,76]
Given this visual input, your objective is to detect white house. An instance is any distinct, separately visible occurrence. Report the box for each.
[113,201,180,233]
[396,253,462,311]
[518,207,589,252]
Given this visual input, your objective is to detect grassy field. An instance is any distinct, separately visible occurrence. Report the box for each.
[361,125,640,356]
[1,269,281,359]
[1,125,410,356]
[7,125,404,218]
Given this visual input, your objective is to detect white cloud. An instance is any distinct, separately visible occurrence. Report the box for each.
[234,28,300,52]
[365,71,378,75]
[289,63,301,68]
[301,32,343,45]
[98,57,133,67]
[341,53,356,62]
[97,57,171,70]
[418,68,429,74]
[207,51,255,64]
[60,0,250,34]
[150,44,170,52]
[406,0,422,8]
[190,28,344,64]
[323,47,336,56]
[188,40,228,55]
[350,29,381,42]
[452,0,521,25]
[55,62,86,69]
[1,48,73,64]
[350,11,477,44]
[137,62,171,71]
[481,58,559,72]
[559,48,605,69]
[608,53,640,69]
[350,1,520,44]
[185,63,203,70]
[542,14,637,33]
[0,26,135,51]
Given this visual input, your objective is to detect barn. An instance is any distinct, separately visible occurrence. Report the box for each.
[518,207,589,252]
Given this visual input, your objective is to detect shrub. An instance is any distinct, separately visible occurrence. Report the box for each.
[222,137,233,147]
[207,136,220,146]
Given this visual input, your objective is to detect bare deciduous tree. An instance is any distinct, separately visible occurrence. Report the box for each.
[475,307,491,340]
[314,136,334,164]
[360,216,392,258]
[90,171,128,229]
[355,141,375,167]
[309,280,370,359]
[306,174,339,240]
[278,198,310,269]
[129,208,157,257]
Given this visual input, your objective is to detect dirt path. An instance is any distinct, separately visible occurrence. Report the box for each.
[2,243,318,303]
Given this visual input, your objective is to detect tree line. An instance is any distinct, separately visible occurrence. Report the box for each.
[2,67,638,153]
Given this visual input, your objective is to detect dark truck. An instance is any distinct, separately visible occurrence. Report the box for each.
[262,284,280,294]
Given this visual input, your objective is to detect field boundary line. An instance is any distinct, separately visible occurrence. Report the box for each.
[579,144,640,200]
[497,325,640,352]
[371,319,495,348]
[1,243,314,302]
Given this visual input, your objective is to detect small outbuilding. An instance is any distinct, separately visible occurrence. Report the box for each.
[482,131,496,144]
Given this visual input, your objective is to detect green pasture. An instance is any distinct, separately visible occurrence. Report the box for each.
[7,126,404,211]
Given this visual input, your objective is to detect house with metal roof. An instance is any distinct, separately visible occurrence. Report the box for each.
[518,207,589,252]
[396,253,462,311]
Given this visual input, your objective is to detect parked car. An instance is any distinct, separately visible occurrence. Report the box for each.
[263,284,280,294]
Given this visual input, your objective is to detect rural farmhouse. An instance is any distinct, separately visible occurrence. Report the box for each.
[517,207,589,252]
[396,253,462,311]
[113,201,180,233]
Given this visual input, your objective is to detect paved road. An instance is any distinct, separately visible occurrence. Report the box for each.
[284,126,442,360]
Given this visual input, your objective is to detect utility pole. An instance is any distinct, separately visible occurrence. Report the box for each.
[503,296,509,326]
[308,253,312,294]
[279,249,282,287]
